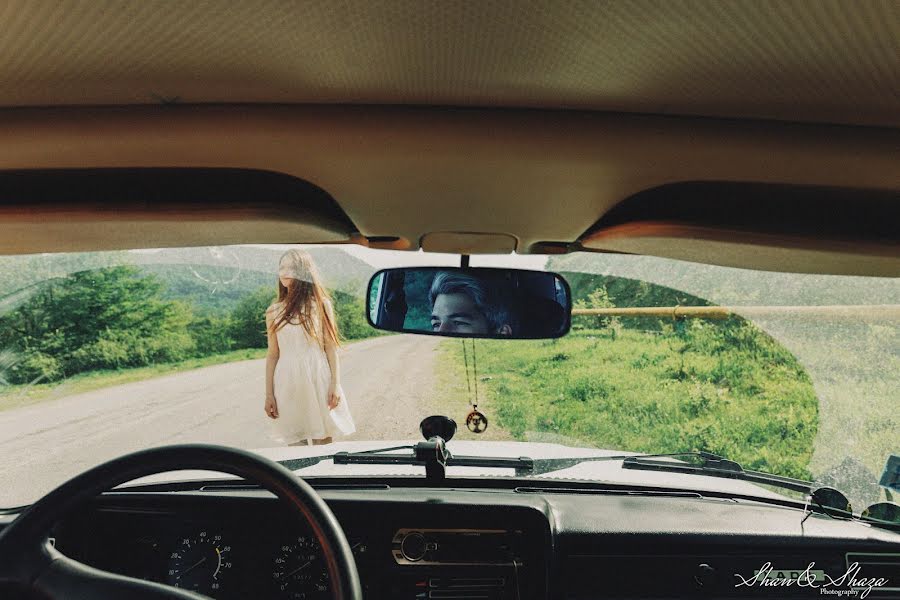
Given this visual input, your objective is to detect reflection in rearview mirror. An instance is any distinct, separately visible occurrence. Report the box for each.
[367,267,571,339]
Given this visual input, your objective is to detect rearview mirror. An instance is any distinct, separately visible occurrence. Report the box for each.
[367,267,571,339]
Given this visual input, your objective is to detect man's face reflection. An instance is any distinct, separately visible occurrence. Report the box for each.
[431,293,490,334]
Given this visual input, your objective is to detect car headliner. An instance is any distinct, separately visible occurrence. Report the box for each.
[0,1,897,275]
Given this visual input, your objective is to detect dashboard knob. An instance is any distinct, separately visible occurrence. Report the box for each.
[400,532,427,562]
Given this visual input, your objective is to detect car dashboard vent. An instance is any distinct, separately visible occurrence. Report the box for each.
[426,577,507,599]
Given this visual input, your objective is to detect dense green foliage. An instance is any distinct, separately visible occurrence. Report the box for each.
[334,291,377,342]
[0,267,195,383]
[0,267,380,385]
[565,271,712,332]
[228,287,277,349]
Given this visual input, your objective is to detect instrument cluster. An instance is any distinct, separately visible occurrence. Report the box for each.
[65,514,370,599]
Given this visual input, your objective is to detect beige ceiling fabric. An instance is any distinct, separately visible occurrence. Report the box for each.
[0,1,897,126]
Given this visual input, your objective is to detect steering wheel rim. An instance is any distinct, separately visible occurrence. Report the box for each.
[0,444,362,600]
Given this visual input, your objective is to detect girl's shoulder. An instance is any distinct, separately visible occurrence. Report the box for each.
[266,302,284,317]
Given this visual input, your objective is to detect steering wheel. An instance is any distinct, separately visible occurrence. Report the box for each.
[0,444,362,599]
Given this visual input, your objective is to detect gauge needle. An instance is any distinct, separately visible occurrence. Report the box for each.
[180,556,208,577]
[279,560,312,580]
[212,547,222,579]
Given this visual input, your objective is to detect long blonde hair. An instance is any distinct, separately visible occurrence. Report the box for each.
[269,249,340,346]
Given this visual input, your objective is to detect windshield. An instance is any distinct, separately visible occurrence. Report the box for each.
[0,245,896,509]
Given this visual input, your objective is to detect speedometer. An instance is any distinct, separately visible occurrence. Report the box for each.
[272,534,330,599]
[167,530,233,596]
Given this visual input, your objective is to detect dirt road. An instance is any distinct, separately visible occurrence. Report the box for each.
[0,335,440,506]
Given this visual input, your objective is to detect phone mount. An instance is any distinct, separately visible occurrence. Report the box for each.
[417,416,457,482]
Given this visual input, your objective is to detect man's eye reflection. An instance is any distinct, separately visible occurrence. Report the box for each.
[431,316,473,332]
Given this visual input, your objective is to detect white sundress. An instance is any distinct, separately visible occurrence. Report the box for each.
[269,302,356,444]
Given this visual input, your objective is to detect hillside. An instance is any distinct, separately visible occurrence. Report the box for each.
[135,247,372,312]
[130,246,371,293]
[548,253,900,307]
[0,246,374,313]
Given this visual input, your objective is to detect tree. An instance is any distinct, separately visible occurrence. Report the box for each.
[229,287,275,349]
[188,314,233,355]
[333,290,377,341]
[0,267,196,382]
[573,285,618,331]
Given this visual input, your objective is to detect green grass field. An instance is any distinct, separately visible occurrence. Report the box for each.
[0,348,267,412]
[438,321,819,480]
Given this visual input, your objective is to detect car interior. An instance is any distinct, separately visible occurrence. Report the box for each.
[0,2,898,599]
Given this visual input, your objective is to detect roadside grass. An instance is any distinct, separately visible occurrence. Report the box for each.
[0,348,267,412]
[438,323,819,480]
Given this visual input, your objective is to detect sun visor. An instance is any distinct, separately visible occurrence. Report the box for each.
[580,182,900,277]
[0,168,357,255]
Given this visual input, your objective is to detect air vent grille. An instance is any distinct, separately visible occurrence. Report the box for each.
[427,577,506,599]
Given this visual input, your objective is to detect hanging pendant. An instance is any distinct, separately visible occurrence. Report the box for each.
[466,407,488,434]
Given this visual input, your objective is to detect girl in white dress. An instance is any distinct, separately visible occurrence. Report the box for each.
[263,249,356,445]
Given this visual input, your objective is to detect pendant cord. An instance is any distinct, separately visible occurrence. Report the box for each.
[471,339,479,407]
[461,339,473,407]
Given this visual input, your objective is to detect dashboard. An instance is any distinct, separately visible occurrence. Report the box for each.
[51,489,550,600]
[5,483,900,599]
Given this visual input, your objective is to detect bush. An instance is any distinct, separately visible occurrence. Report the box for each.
[67,329,196,371]
[5,352,63,385]
[568,375,614,402]
[139,331,196,364]
[68,333,130,371]
[189,315,233,356]
[572,286,618,330]
[333,291,378,341]
[229,287,275,349]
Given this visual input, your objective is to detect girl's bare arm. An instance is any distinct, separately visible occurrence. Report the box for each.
[264,310,280,417]
[323,302,341,407]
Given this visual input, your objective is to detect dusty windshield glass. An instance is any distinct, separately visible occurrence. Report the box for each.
[0,245,897,509]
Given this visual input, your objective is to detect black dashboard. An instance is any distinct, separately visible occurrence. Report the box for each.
[51,488,551,600]
[5,483,900,599]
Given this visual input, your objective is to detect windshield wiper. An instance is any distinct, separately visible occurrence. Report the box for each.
[523,450,815,494]
[620,451,813,493]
